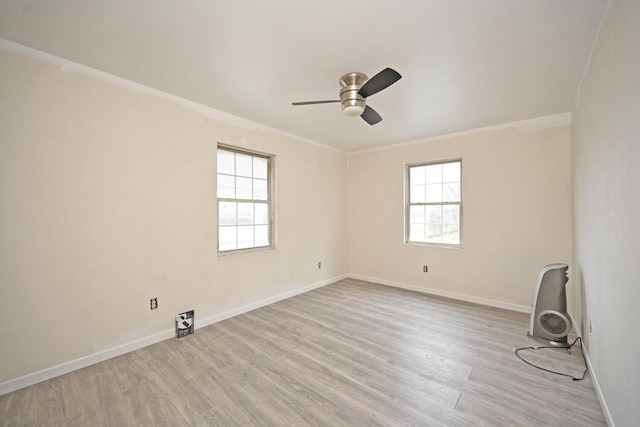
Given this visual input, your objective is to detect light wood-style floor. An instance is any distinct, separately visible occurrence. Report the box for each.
[1,278,607,426]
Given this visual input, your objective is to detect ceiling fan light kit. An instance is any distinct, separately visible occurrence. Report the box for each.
[339,72,367,116]
[292,68,401,125]
[342,104,365,117]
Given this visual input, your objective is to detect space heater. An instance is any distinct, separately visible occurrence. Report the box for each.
[528,263,571,345]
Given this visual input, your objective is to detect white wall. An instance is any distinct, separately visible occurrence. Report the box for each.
[0,47,349,385]
[348,120,573,310]
[571,0,640,424]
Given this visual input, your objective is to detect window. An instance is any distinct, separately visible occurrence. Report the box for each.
[217,145,274,252]
[406,159,462,246]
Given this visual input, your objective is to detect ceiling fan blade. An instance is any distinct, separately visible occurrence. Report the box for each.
[361,105,382,125]
[358,68,402,98]
[292,100,341,106]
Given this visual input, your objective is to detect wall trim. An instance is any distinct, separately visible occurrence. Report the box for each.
[0,275,345,397]
[355,277,617,423]
[568,315,615,427]
[348,112,572,155]
[348,274,531,313]
[196,275,347,330]
[0,38,345,155]
[583,348,615,427]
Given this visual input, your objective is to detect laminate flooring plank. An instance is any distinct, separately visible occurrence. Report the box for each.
[0,278,607,426]
[132,349,212,425]
[283,292,483,373]
[259,300,475,407]
[212,318,391,427]
[285,291,480,359]
[203,321,347,426]
[462,368,604,426]
[144,335,269,426]
[236,310,458,426]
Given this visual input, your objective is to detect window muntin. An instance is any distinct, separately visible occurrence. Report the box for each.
[217,145,273,252]
[407,159,462,246]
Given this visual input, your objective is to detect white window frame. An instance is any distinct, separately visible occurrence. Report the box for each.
[405,158,463,248]
[217,144,275,254]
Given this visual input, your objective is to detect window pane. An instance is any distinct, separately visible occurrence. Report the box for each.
[410,166,426,184]
[253,157,268,179]
[217,150,235,175]
[410,223,425,241]
[253,178,268,200]
[255,225,269,247]
[218,202,237,226]
[443,205,460,225]
[443,183,460,202]
[443,231,460,245]
[217,174,235,198]
[410,185,426,203]
[425,164,442,184]
[236,177,252,199]
[236,153,253,177]
[443,204,460,244]
[255,203,269,225]
[219,226,237,251]
[425,184,443,203]
[237,226,254,249]
[443,161,460,183]
[410,205,425,224]
[237,202,254,225]
[426,223,443,243]
[425,205,442,224]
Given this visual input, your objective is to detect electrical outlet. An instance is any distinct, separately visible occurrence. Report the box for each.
[318,261,322,269]
[423,265,428,273]
[150,298,158,310]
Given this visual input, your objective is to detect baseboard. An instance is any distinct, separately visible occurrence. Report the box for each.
[583,346,615,426]
[196,275,348,329]
[0,274,346,397]
[348,274,531,313]
[0,328,176,397]
[568,314,615,427]
[354,276,614,425]
[4,272,613,425]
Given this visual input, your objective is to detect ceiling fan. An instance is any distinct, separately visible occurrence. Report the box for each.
[292,68,402,125]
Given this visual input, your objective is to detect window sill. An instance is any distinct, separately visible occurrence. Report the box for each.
[405,241,463,250]
[218,245,275,257]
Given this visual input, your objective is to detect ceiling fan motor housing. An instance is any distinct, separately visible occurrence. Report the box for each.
[339,72,367,116]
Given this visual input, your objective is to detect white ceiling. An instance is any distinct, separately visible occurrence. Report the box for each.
[0,0,607,152]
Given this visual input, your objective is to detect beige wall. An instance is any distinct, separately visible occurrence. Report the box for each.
[0,48,349,384]
[572,0,640,424]
[348,122,573,309]
[7,19,632,418]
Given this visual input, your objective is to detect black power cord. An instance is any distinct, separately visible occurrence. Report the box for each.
[515,336,588,381]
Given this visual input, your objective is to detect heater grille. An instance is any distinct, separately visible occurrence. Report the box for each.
[537,310,570,338]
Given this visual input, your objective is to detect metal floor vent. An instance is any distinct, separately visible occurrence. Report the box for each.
[176,310,194,338]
